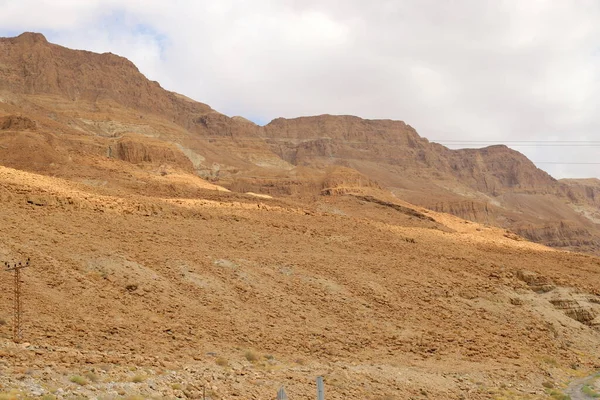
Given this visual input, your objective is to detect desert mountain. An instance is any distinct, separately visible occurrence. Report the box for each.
[261,116,600,255]
[1,33,598,256]
[2,32,600,398]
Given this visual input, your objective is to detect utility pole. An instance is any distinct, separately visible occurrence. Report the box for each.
[4,258,30,343]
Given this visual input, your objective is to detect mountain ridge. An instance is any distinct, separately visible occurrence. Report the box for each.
[0,32,598,255]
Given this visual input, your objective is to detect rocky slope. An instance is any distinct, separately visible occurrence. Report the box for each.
[2,165,600,399]
[1,32,600,399]
[0,32,598,257]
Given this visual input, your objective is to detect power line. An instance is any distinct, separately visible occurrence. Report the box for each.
[171,136,599,166]
[432,140,600,143]
[75,133,600,167]
[441,145,600,147]
[196,136,600,147]
[174,135,600,144]
[434,140,600,147]
[533,162,600,165]
[122,132,600,147]
[437,141,600,147]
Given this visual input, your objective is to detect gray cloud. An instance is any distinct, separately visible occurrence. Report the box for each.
[0,0,598,178]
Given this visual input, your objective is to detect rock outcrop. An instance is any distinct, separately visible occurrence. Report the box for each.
[0,115,37,130]
[111,135,194,170]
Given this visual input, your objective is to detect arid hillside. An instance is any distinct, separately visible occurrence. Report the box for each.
[1,165,600,399]
[0,33,598,255]
[1,32,600,399]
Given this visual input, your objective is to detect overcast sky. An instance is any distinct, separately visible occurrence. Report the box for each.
[0,0,598,178]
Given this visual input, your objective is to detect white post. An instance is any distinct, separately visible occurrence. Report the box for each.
[317,376,325,400]
[277,386,288,400]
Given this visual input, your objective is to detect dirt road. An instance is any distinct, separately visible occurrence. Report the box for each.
[565,374,600,400]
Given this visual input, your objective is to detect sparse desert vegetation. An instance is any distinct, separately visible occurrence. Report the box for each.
[69,375,88,386]
[215,357,229,367]
[130,374,146,383]
[244,350,258,362]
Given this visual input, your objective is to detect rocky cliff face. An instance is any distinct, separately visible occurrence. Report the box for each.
[262,116,560,197]
[446,145,558,194]
[0,32,598,254]
[0,32,272,143]
[0,33,212,117]
[562,179,600,208]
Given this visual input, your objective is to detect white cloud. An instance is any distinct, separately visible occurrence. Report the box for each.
[0,0,598,178]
